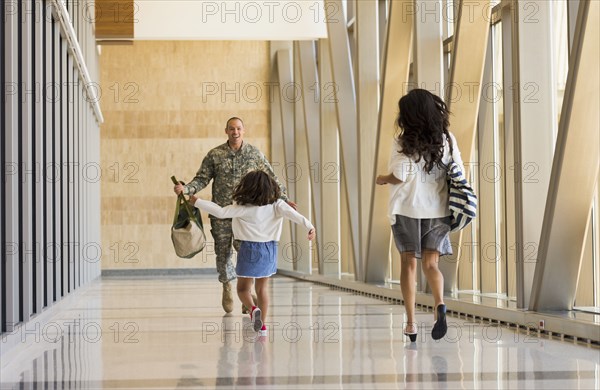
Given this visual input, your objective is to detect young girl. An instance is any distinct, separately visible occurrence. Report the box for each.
[190,170,315,335]
[376,89,465,342]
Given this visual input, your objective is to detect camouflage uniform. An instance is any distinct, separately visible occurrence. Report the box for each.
[184,142,288,283]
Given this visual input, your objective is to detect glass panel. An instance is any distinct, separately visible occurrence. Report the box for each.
[443,0,455,39]
[596,178,600,307]
[576,155,600,309]
[553,0,569,126]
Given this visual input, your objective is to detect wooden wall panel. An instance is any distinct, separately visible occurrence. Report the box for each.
[99,41,271,270]
[95,0,134,40]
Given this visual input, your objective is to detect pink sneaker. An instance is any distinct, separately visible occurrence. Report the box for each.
[250,306,262,332]
[259,324,267,336]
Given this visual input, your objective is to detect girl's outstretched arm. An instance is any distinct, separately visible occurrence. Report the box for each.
[190,196,244,219]
[275,200,315,239]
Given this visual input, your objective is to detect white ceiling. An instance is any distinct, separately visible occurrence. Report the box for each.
[134,0,328,40]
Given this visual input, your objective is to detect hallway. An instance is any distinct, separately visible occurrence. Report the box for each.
[1,276,598,389]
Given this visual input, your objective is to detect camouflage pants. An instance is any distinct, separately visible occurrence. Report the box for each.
[210,218,241,283]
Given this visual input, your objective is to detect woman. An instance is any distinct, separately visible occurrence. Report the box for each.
[376,89,465,342]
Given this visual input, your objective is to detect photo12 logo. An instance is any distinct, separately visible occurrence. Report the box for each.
[199,1,339,24]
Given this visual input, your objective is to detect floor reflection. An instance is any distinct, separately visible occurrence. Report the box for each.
[1,276,598,389]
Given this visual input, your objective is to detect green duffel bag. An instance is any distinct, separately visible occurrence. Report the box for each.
[171,176,206,259]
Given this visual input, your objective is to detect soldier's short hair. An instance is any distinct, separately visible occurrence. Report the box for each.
[226,117,244,128]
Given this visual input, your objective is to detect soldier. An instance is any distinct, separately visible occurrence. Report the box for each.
[173,117,294,313]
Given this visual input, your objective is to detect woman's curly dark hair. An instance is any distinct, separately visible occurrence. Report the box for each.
[233,170,280,206]
[395,89,453,173]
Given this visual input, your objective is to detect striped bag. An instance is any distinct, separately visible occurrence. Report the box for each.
[447,160,477,232]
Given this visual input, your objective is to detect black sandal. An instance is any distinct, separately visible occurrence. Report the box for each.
[403,323,417,342]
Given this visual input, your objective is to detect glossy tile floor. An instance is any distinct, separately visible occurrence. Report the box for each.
[1,275,599,389]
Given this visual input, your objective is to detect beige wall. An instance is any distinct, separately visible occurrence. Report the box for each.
[99,41,271,270]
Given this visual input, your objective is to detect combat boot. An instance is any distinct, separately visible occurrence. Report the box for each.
[222,282,234,313]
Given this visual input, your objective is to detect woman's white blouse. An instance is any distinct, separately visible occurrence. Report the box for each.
[387,132,465,224]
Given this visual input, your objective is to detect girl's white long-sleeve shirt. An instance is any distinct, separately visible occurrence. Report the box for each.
[194,198,314,242]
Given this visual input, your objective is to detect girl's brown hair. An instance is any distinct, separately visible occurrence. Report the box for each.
[233,170,280,206]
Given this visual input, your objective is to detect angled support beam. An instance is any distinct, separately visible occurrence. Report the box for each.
[530,0,599,311]
[270,41,294,270]
[447,0,492,163]
[356,0,379,275]
[325,0,361,280]
[297,41,323,265]
[318,39,341,276]
[445,0,493,292]
[513,1,557,308]
[293,46,312,274]
[366,0,413,283]
[276,49,297,205]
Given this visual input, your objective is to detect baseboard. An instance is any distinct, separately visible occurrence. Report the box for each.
[101,268,218,277]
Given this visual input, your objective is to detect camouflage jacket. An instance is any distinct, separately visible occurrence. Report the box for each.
[184,142,289,211]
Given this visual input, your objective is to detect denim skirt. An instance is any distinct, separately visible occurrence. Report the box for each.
[236,240,278,278]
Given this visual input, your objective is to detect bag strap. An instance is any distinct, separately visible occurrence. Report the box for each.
[173,193,182,226]
[182,194,201,225]
[443,133,455,172]
[172,176,202,227]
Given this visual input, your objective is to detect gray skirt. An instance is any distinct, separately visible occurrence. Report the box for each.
[391,215,453,258]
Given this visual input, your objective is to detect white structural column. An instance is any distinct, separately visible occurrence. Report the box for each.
[276,50,296,204]
[293,46,312,274]
[366,0,413,283]
[297,41,323,266]
[271,43,294,271]
[530,0,599,311]
[513,1,556,309]
[413,0,443,93]
[325,0,361,279]
[445,0,493,292]
[318,39,341,276]
[501,5,518,298]
[412,0,444,290]
[356,0,379,274]
[88,119,102,282]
